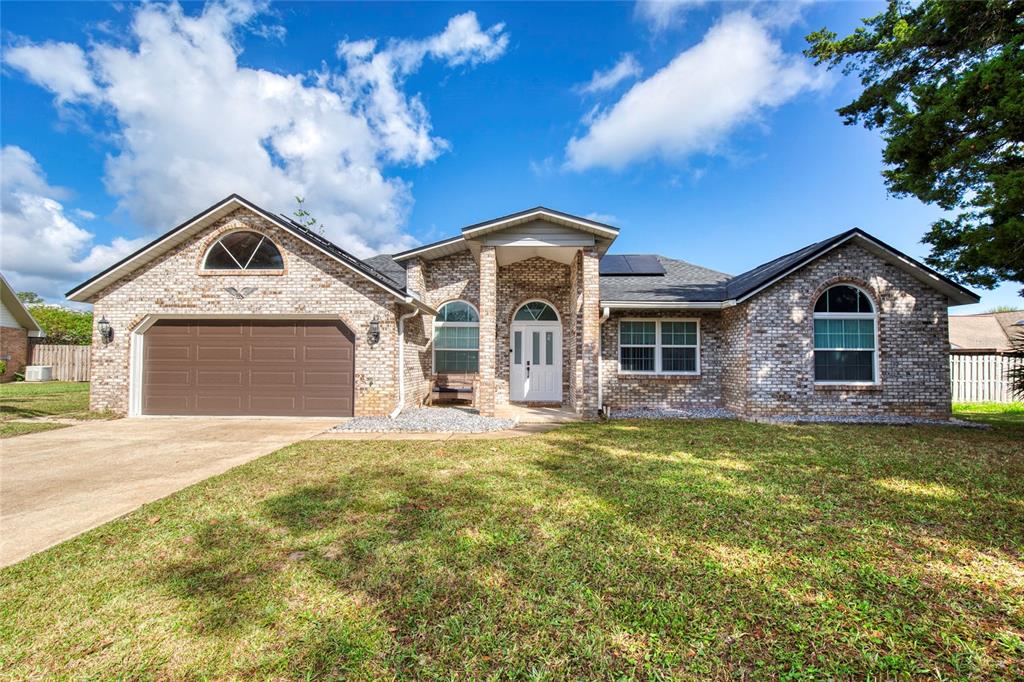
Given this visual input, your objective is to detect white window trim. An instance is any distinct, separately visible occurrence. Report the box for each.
[617,318,701,376]
[432,300,480,374]
[812,285,880,386]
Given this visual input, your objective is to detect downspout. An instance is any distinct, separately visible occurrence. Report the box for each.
[597,306,610,416]
[390,306,420,419]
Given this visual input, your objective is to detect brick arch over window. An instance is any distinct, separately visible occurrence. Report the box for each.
[807,276,880,315]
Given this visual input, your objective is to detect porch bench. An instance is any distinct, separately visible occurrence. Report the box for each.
[428,375,477,406]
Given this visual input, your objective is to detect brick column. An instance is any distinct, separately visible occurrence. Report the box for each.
[477,245,497,416]
[404,257,426,298]
[579,246,601,418]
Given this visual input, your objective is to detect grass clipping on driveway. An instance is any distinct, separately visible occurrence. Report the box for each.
[2,420,1022,679]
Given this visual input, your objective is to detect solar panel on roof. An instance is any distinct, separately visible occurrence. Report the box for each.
[599,255,631,275]
[600,254,666,276]
[624,255,665,275]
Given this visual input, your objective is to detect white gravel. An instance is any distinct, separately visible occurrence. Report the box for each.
[762,415,988,428]
[611,407,737,420]
[331,407,516,433]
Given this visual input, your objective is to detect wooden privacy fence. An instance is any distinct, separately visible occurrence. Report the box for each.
[27,343,91,382]
[950,353,1021,403]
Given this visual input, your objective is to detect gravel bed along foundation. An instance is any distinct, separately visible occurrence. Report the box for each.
[611,407,737,420]
[332,407,516,433]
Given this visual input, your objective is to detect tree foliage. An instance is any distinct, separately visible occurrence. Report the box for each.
[16,291,44,305]
[28,304,93,345]
[806,0,1024,294]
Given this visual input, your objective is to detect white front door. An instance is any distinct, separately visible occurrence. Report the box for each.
[510,322,562,402]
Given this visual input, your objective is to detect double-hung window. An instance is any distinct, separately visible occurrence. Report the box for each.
[433,301,479,373]
[619,319,700,375]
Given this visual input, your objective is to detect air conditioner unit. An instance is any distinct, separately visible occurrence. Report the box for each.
[25,365,53,382]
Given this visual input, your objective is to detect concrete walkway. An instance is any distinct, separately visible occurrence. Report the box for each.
[0,417,333,567]
[313,423,560,441]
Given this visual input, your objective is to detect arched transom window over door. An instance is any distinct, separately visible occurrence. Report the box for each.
[812,284,878,383]
[433,301,479,373]
[203,231,284,270]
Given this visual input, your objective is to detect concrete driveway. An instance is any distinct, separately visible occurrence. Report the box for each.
[0,417,334,567]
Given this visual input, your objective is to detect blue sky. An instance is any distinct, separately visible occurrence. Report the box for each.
[1,0,1018,313]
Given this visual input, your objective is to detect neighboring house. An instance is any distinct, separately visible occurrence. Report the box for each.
[0,273,45,382]
[66,194,979,420]
[949,310,1024,353]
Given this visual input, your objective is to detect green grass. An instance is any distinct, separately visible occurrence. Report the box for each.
[954,401,1024,428]
[1,420,1022,679]
[0,382,112,438]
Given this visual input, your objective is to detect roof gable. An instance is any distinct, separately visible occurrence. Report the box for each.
[725,229,979,306]
[0,273,44,335]
[66,195,427,310]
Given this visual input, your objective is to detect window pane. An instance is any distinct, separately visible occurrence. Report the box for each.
[532,331,540,365]
[620,321,656,345]
[439,301,478,322]
[247,238,284,269]
[814,350,873,381]
[435,326,479,350]
[620,346,655,372]
[814,319,873,349]
[545,332,553,365]
[662,347,696,372]
[205,241,241,269]
[435,350,479,373]
[514,302,557,321]
[513,331,522,365]
[661,321,697,346]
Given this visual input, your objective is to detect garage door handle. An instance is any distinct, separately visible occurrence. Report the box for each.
[526,361,530,377]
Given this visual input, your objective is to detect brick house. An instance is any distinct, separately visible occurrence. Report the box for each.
[66,194,979,419]
[1,272,45,382]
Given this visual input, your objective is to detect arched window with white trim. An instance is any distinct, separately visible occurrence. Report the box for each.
[203,231,283,270]
[813,284,877,383]
[433,301,479,373]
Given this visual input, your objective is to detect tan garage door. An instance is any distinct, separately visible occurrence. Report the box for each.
[142,319,354,417]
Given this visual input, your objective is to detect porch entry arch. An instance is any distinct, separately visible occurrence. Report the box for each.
[509,300,562,402]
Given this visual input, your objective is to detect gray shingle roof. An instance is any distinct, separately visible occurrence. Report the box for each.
[600,256,731,302]
[363,254,407,290]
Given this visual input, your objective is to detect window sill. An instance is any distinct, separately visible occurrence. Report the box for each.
[617,372,701,380]
[814,383,881,392]
[198,269,286,277]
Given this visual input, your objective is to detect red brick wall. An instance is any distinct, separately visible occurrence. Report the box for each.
[0,327,28,382]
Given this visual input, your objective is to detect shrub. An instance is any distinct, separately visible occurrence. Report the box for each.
[29,306,93,345]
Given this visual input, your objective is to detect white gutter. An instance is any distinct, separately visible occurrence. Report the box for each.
[390,308,421,419]
[597,306,610,414]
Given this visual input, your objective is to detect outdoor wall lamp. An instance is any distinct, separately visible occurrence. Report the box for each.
[97,316,114,344]
[368,317,380,346]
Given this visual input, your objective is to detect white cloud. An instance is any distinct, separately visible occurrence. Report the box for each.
[4,41,100,103]
[634,0,707,32]
[584,212,618,225]
[5,1,509,259]
[336,11,508,166]
[0,146,146,300]
[575,54,642,95]
[565,12,828,171]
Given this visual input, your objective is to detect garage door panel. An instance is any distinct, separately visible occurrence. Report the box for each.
[251,371,298,387]
[143,319,354,416]
[250,346,297,362]
[250,323,299,337]
[196,370,245,387]
[195,395,244,412]
[147,344,191,361]
[196,345,244,361]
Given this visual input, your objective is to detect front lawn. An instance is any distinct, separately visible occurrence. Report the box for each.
[0,382,110,438]
[955,401,1024,429]
[1,420,1021,679]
